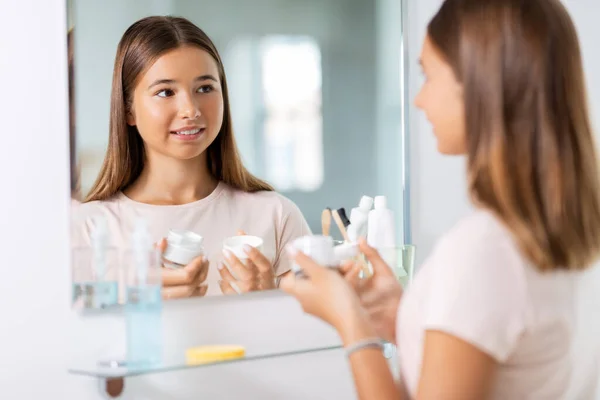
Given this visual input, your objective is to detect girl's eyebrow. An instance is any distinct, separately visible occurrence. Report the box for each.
[147,75,218,90]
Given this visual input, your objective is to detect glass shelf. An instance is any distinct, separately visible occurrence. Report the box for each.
[68,345,342,379]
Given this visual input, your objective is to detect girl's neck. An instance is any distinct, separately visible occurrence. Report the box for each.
[123,152,218,205]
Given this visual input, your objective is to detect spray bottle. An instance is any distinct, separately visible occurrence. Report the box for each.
[125,218,163,367]
[90,216,118,308]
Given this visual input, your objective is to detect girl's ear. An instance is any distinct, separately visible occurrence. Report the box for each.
[126,109,136,126]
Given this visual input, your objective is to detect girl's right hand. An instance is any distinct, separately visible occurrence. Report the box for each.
[339,238,403,343]
[156,238,209,299]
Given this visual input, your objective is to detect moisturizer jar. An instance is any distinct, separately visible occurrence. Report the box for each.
[163,229,205,269]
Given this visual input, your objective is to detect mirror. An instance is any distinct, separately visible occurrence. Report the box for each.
[68,0,408,307]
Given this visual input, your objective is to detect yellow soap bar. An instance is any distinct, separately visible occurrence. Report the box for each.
[185,345,246,365]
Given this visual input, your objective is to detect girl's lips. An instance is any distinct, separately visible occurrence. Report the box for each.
[170,127,206,141]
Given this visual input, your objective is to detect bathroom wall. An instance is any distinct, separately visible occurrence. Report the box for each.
[0,0,81,398]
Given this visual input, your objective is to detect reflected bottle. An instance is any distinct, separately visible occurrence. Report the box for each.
[71,216,119,309]
[367,196,397,270]
[125,218,163,368]
[90,216,119,308]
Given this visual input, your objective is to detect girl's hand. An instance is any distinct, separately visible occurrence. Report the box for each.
[219,230,276,294]
[157,238,209,299]
[219,246,277,294]
[279,246,367,334]
[340,238,403,343]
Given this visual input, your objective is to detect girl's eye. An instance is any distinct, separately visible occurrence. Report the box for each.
[156,89,174,98]
[197,85,214,94]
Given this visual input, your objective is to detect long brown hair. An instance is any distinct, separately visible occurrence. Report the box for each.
[85,16,272,202]
[428,0,600,271]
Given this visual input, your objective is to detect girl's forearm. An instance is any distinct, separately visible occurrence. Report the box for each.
[339,311,403,400]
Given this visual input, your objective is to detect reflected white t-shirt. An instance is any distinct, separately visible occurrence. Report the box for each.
[397,210,600,399]
[72,182,311,296]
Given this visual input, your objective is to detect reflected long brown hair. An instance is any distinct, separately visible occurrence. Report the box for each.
[85,16,272,202]
[429,0,600,271]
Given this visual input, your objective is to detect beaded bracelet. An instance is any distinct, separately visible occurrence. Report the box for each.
[345,338,385,357]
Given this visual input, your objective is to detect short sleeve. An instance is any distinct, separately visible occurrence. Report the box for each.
[272,198,312,276]
[423,214,528,362]
[70,203,96,248]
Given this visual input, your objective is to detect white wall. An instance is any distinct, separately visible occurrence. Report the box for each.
[563,1,600,131]
[0,0,84,398]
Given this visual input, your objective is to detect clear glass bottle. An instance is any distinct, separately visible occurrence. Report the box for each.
[71,216,119,309]
[124,218,163,368]
[90,216,119,308]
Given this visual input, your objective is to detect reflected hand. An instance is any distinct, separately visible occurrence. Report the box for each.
[339,238,402,343]
[218,230,277,295]
[156,238,209,300]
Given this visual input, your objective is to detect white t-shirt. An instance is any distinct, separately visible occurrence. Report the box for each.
[397,210,600,399]
[72,182,311,296]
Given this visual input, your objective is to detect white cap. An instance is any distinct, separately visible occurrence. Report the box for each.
[359,195,374,210]
[374,195,387,209]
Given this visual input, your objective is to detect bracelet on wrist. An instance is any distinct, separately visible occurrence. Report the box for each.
[344,337,385,357]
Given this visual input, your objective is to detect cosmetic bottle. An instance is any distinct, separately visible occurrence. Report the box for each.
[90,216,119,308]
[347,195,373,242]
[367,196,397,268]
[125,218,163,368]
